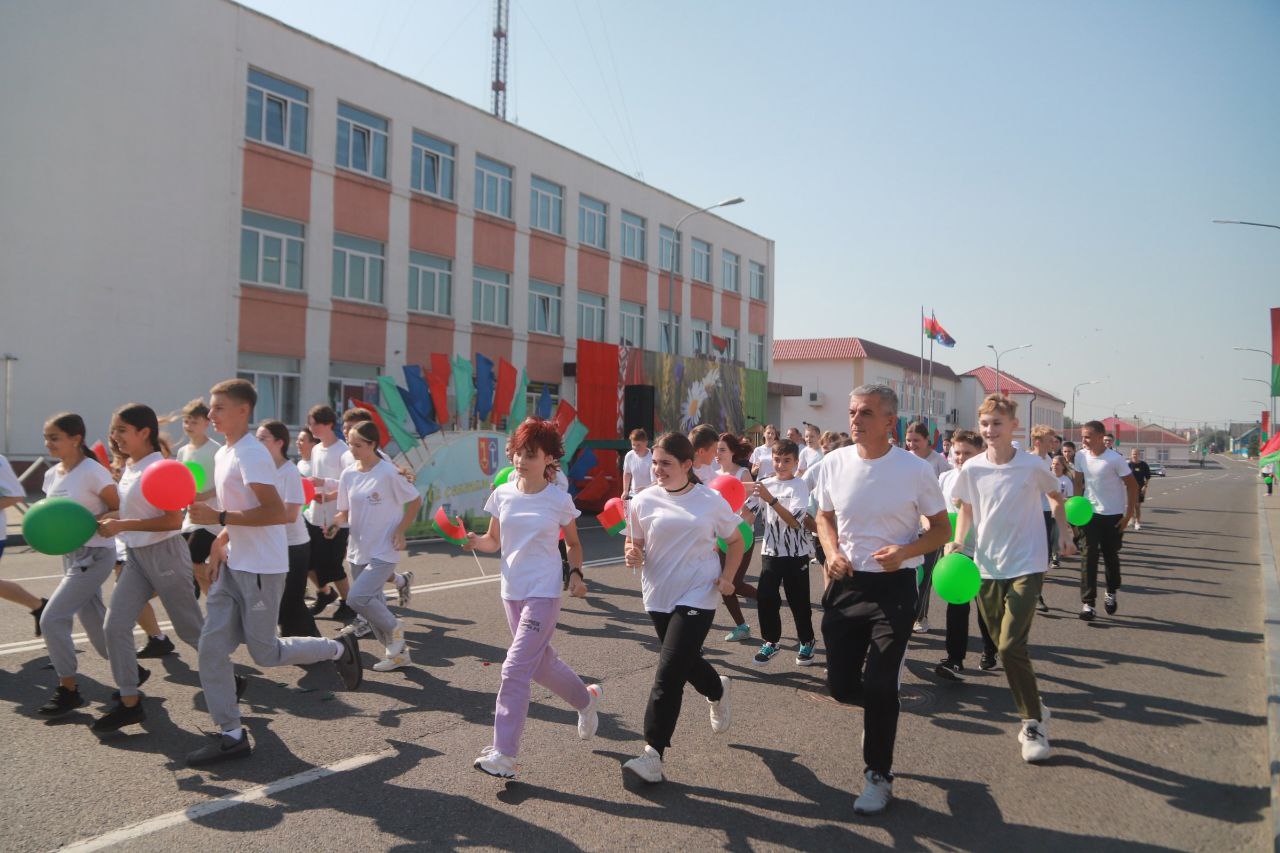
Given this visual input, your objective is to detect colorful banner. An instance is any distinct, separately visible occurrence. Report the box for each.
[401,365,439,436]
[506,368,528,433]
[377,376,413,432]
[536,385,553,420]
[452,356,474,426]
[350,399,390,447]
[493,358,518,423]
[474,353,496,422]
[1272,307,1280,396]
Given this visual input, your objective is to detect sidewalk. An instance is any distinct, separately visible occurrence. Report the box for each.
[1260,485,1280,853]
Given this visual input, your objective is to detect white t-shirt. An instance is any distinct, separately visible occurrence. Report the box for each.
[693,462,719,485]
[216,434,288,574]
[0,454,24,498]
[43,459,116,549]
[628,483,743,612]
[274,460,309,547]
[938,467,973,558]
[798,446,824,474]
[920,449,950,479]
[303,438,350,528]
[297,457,313,479]
[337,459,420,566]
[178,439,222,534]
[623,449,654,495]
[751,444,775,479]
[1056,474,1074,498]
[1075,447,1133,516]
[117,452,183,548]
[484,482,580,601]
[952,449,1059,580]
[759,476,812,558]
[814,445,946,573]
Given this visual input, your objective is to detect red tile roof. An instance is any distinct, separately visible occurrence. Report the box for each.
[772,337,958,381]
[1062,418,1189,445]
[963,366,1064,404]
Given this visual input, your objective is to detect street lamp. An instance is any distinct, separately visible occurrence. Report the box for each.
[1213,219,1280,231]
[667,197,744,357]
[986,343,1032,395]
[1235,347,1276,427]
[1071,378,1104,432]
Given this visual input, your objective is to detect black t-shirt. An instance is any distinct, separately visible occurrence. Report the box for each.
[1129,460,1151,488]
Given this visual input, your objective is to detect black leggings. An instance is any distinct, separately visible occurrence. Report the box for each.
[944,599,997,663]
[644,606,724,754]
[757,555,814,645]
[279,542,320,637]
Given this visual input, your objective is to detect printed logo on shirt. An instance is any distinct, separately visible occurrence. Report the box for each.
[366,491,383,507]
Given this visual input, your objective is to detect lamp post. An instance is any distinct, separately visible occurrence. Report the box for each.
[1071,378,1104,433]
[1235,347,1276,428]
[667,197,744,356]
[986,343,1032,396]
[1,353,16,456]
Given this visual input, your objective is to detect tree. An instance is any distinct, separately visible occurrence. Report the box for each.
[1248,435,1260,458]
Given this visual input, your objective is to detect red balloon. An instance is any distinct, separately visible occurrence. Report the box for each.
[140,459,196,511]
[604,496,625,516]
[708,474,746,512]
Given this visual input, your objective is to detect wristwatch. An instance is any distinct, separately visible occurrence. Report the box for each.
[768,497,779,506]
[219,510,227,526]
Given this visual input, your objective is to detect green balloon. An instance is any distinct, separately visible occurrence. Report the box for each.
[493,465,515,489]
[23,498,98,556]
[1064,495,1094,526]
[948,511,958,539]
[934,553,982,604]
[184,460,207,493]
[717,520,755,553]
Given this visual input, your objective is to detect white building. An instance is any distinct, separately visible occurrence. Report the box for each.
[957,366,1065,447]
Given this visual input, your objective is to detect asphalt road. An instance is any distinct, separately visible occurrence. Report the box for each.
[0,459,1269,852]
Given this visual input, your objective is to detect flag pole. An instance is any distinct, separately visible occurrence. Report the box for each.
[919,306,925,419]
[928,311,936,430]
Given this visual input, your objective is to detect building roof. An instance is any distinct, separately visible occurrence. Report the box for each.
[771,337,959,381]
[963,366,1064,404]
[1062,417,1190,445]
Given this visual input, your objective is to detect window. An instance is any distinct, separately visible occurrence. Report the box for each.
[722,250,740,293]
[579,195,607,249]
[749,261,767,300]
[529,280,563,336]
[660,311,680,354]
[691,239,711,283]
[473,266,510,326]
[525,381,559,417]
[659,225,681,273]
[245,69,308,155]
[748,334,766,370]
[621,212,646,262]
[620,300,645,348]
[332,233,385,304]
[720,328,738,362]
[577,292,606,342]
[475,154,512,218]
[238,354,300,425]
[328,361,381,412]
[410,131,455,200]
[408,251,452,316]
[240,211,303,290]
[691,319,712,356]
[530,176,564,235]
[336,103,388,180]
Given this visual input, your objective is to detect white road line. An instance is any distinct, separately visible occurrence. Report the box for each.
[59,748,392,852]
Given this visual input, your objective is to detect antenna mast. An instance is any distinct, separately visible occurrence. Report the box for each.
[490,0,509,120]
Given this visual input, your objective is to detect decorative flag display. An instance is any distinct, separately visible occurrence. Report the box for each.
[452,356,475,425]
[1271,307,1280,396]
[506,368,528,433]
[536,385,553,420]
[432,507,468,545]
[474,353,496,422]
[493,358,518,424]
[350,399,391,447]
[923,314,956,348]
[597,497,626,535]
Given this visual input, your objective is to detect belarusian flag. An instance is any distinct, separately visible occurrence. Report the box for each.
[1271,308,1280,396]
[1260,434,1280,467]
[432,506,468,546]
[597,497,626,535]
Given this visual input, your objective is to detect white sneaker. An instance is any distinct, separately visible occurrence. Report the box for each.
[708,675,732,733]
[853,769,893,815]
[339,616,373,639]
[397,572,414,607]
[1019,719,1051,763]
[373,634,409,671]
[623,745,664,783]
[1134,521,1141,531]
[474,747,517,778]
[577,684,603,740]
[913,618,930,633]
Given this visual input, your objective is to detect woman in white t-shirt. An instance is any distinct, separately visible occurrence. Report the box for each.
[0,452,47,636]
[750,424,779,480]
[332,421,421,673]
[464,418,602,780]
[715,432,759,642]
[257,420,320,640]
[622,432,745,784]
[33,413,120,715]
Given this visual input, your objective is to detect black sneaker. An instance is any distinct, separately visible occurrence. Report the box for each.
[332,602,357,623]
[1036,595,1050,614]
[1050,557,1060,569]
[137,635,175,659]
[38,686,86,716]
[1080,604,1096,621]
[333,634,363,690]
[934,659,966,682]
[979,653,998,671]
[91,699,145,733]
[186,728,252,767]
[111,665,152,701]
[309,588,338,615]
[235,674,248,701]
[1104,593,1117,615]
[31,599,48,637]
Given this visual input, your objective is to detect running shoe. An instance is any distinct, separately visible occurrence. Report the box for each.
[708,676,732,733]
[136,635,175,659]
[854,770,893,815]
[91,699,145,733]
[309,588,338,615]
[1019,720,1051,763]
[979,653,998,671]
[397,571,414,607]
[110,665,152,701]
[913,618,930,634]
[578,684,603,739]
[724,623,750,642]
[1036,596,1050,614]
[31,599,47,638]
[38,686,85,716]
[1050,557,1060,569]
[796,642,817,666]
[1104,593,1117,615]
[474,747,517,779]
[1079,604,1096,621]
[339,616,373,639]
[934,659,966,682]
[332,602,358,623]
[186,728,252,767]
[623,745,664,783]
[753,642,781,666]
[333,634,363,689]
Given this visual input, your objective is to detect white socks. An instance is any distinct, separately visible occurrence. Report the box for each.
[222,727,243,740]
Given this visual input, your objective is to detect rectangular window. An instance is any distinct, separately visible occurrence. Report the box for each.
[691,238,711,283]
[749,260,767,300]
[621,211,646,262]
[748,334,766,370]
[240,211,304,290]
[328,361,381,413]
[245,69,308,155]
[530,176,564,235]
[722,250,740,293]
[577,292,606,342]
[528,280,563,336]
[691,319,712,356]
[238,354,301,425]
[475,154,513,218]
[408,251,452,316]
[336,103,388,180]
[410,131,455,200]
[578,195,607,250]
[721,328,739,362]
[332,232,385,304]
[472,266,511,326]
[659,225,681,273]
[620,300,645,348]
[659,311,680,354]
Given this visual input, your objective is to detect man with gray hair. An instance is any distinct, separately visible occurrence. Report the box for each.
[813,384,950,815]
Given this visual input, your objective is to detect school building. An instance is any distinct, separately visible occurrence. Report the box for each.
[0,0,774,460]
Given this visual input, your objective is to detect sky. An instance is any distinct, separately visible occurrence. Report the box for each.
[239,0,1280,429]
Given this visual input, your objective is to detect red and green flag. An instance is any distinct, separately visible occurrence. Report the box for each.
[1271,307,1280,396]
[432,506,468,546]
[923,313,956,348]
[597,498,626,535]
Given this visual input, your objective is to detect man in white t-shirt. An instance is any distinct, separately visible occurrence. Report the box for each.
[621,428,654,498]
[188,380,362,767]
[798,423,824,475]
[1074,420,1138,620]
[813,385,949,816]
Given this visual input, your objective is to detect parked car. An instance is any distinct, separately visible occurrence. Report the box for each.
[1147,462,1166,477]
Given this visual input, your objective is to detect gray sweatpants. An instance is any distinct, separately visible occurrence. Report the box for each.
[41,545,115,677]
[105,535,205,697]
[198,568,341,731]
[348,560,399,646]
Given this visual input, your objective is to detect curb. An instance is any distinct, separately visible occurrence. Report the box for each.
[1257,491,1280,853]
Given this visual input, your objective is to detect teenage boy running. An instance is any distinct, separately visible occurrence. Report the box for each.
[621,429,654,499]
[751,439,816,667]
[177,399,220,610]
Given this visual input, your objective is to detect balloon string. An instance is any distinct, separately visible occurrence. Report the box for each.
[471,549,487,577]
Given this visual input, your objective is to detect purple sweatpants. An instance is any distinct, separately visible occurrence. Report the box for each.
[493,596,590,757]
